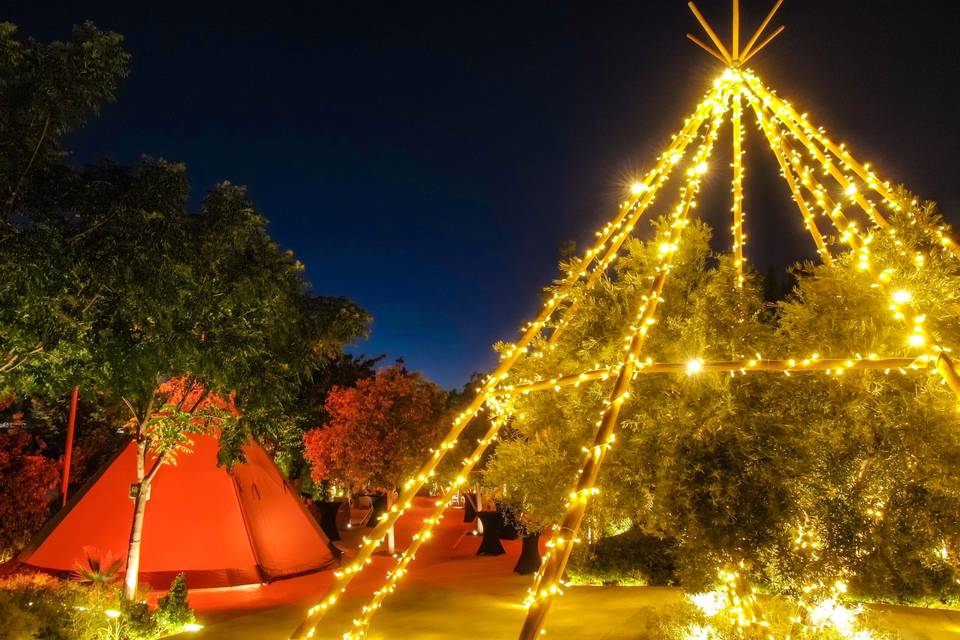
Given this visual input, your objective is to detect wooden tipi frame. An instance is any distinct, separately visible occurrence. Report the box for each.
[292,2,960,638]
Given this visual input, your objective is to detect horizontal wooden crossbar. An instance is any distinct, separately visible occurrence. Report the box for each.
[493,356,933,396]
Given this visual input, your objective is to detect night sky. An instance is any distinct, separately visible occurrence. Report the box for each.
[6,1,960,388]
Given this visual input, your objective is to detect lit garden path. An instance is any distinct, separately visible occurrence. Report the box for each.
[168,497,960,640]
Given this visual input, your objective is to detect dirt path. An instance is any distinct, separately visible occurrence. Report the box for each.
[170,498,960,639]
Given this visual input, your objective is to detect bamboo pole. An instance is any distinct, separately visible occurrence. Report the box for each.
[732,0,740,60]
[518,98,728,640]
[742,74,891,231]
[494,357,930,396]
[937,352,960,398]
[775,130,863,252]
[740,0,784,60]
[745,72,960,261]
[61,386,79,507]
[289,82,730,640]
[749,91,834,265]
[345,413,510,637]
[687,34,729,65]
[732,90,746,285]
[547,85,726,346]
[688,2,732,63]
[750,91,960,392]
[742,25,785,63]
[336,88,729,638]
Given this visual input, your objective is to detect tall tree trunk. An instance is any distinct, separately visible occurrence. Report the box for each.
[123,478,149,600]
[123,440,148,600]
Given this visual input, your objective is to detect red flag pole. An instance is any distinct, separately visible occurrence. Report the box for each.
[61,386,79,507]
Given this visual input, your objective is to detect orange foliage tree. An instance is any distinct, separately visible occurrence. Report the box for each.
[303,366,447,494]
[0,423,59,560]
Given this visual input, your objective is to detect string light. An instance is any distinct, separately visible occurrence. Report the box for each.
[293,47,960,640]
[519,87,731,639]
[287,80,741,640]
[731,84,747,287]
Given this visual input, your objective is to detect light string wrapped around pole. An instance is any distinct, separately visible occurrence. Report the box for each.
[742,75,890,234]
[742,72,892,231]
[316,81,728,640]
[743,84,833,266]
[748,88,930,340]
[492,355,934,397]
[289,82,726,640]
[743,71,960,261]
[731,89,747,285]
[522,105,731,618]
[518,91,730,640]
[748,85,960,400]
[547,82,728,346]
[343,402,514,639]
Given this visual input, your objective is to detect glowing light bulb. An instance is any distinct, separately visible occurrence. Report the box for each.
[892,290,912,304]
[686,359,704,375]
[695,161,709,175]
[630,182,647,195]
[908,333,926,347]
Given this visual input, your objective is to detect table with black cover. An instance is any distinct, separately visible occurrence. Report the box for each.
[476,510,506,556]
[316,500,344,541]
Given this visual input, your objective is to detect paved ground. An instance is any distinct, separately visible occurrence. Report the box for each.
[169,498,960,640]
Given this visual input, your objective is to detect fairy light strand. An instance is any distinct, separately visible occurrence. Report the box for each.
[289,79,731,640]
[732,88,747,287]
[519,89,730,640]
[291,37,960,637]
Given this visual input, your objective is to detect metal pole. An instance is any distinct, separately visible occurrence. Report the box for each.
[61,386,79,507]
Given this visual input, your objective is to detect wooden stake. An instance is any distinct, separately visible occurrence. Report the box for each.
[733,0,740,60]
[687,33,729,65]
[742,25,785,63]
[740,0,784,60]
[494,357,929,396]
[289,81,728,640]
[518,104,726,640]
[688,2,732,63]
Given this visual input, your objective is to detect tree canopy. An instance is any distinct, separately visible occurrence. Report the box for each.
[483,198,960,600]
[0,23,370,464]
[303,365,449,494]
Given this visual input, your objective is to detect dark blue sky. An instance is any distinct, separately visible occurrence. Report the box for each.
[7,1,960,388]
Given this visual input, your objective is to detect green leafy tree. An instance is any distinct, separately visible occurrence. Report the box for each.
[0,22,129,391]
[0,23,371,597]
[483,197,960,603]
[0,22,129,224]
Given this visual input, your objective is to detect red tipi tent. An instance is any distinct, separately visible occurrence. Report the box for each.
[15,434,336,590]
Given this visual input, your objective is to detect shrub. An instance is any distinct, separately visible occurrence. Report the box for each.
[151,574,196,634]
[0,571,199,640]
[0,590,42,639]
[568,527,678,586]
[0,573,100,640]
